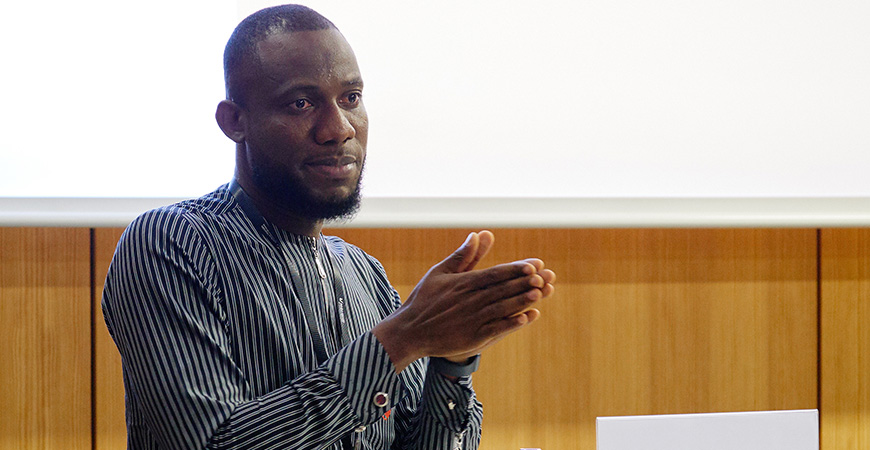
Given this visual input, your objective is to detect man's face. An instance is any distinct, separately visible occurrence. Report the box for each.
[237,28,368,220]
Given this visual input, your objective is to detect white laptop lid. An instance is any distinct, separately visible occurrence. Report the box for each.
[596,409,818,450]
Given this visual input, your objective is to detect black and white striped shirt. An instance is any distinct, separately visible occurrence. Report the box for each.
[102,182,483,449]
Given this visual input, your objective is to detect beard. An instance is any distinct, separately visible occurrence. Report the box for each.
[251,163,363,222]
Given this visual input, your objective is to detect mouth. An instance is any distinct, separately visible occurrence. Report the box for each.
[305,155,359,179]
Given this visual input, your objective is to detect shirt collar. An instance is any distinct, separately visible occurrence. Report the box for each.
[228,178,279,244]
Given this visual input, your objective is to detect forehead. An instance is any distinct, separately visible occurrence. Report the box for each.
[253,28,361,90]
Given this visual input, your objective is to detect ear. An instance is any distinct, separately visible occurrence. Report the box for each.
[215,100,247,143]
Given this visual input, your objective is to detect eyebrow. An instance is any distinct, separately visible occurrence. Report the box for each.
[283,77,364,92]
[343,77,364,88]
[272,77,364,101]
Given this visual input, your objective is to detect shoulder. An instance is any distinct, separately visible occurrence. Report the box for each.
[110,187,242,283]
[105,188,235,300]
[120,185,235,247]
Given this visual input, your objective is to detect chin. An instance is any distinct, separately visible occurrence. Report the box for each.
[291,181,362,221]
[311,193,361,221]
[253,165,364,221]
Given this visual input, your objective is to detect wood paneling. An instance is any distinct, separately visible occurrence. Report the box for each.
[0,228,91,450]
[92,228,127,450]
[821,229,870,449]
[331,228,819,450]
[9,227,828,449]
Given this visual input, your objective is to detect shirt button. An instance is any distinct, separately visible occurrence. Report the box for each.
[373,392,389,408]
[452,433,463,450]
[447,399,456,410]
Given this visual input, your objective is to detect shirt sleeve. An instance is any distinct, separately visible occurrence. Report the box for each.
[357,261,483,450]
[390,360,484,450]
[101,209,403,450]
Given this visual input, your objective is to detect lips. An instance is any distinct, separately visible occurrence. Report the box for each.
[305,155,358,179]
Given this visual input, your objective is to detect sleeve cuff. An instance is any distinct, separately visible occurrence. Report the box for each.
[421,359,478,432]
[324,331,403,424]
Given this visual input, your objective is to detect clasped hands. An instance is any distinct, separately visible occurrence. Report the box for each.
[373,230,556,372]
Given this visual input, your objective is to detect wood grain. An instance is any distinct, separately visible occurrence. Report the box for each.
[821,229,870,449]
[331,228,819,450]
[0,228,91,450]
[92,228,127,450]
[0,224,850,448]
[85,227,822,449]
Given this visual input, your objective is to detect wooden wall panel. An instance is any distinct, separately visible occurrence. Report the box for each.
[92,228,127,450]
[821,229,870,449]
[0,228,91,450]
[1,225,850,448]
[331,228,819,450]
[88,227,820,449]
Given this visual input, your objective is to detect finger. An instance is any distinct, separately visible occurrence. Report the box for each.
[460,230,494,272]
[440,312,522,358]
[475,307,541,342]
[438,232,480,274]
[442,314,530,358]
[517,308,541,323]
[523,258,545,272]
[473,285,543,322]
[434,305,542,359]
[539,269,556,285]
[459,265,553,309]
[470,274,545,306]
[540,283,555,298]
[529,273,546,289]
[459,259,538,290]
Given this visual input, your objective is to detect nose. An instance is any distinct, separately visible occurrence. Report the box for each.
[314,103,356,145]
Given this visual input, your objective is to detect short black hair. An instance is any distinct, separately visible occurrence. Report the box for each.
[223,4,337,103]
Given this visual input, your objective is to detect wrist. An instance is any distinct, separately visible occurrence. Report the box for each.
[372,315,419,373]
[429,354,481,378]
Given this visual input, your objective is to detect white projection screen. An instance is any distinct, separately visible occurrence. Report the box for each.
[1,0,869,227]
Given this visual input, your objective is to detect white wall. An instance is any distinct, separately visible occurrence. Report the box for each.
[1,1,868,225]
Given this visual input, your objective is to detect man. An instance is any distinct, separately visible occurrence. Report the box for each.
[102,5,555,449]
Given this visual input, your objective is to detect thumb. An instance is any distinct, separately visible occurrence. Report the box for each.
[436,232,480,274]
[461,229,494,272]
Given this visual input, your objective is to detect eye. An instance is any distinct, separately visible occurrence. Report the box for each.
[343,92,362,106]
[290,98,313,111]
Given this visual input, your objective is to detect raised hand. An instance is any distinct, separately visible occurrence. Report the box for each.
[373,231,556,372]
[444,231,556,363]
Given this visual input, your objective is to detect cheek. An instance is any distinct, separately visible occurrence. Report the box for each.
[250,122,309,159]
[351,111,369,146]
[260,118,308,146]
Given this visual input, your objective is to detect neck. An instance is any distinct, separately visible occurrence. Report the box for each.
[261,204,324,238]
[236,177,324,238]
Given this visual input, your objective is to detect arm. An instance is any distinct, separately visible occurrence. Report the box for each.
[367,283,482,450]
[104,216,553,449]
[102,210,397,450]
[390,363,483,450]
